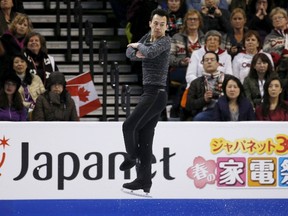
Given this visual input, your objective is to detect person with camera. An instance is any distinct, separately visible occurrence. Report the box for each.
[168,0,187,37]
[185,51,232,121]
[223,8,248,59]
[200,0,231,34]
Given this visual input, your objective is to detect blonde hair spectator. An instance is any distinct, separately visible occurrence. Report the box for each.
[269,7,288,20]
[9,13,33,35]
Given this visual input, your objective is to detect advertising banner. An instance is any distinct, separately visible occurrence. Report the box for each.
[0,122,287,200]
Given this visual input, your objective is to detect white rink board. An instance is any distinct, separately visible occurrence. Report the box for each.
[0,122,287,199]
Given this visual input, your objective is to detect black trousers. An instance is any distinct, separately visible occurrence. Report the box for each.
[122,85,167,182]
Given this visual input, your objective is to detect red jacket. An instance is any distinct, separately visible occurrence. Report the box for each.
[256,106,288,121]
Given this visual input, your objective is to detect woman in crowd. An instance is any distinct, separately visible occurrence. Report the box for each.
[12,53,45,115]
[263,7,288,56]
[169,9,204,86]
[243,53,275,109]
[214,76,255,121]
[0,72,26,121]
[232,30,273,83]
[256,76,288,120]
[224,8,247,59]
[0,13,32,80]
[23,31,59,86]
[0,13,32,57]
[32,71,78,121]
[169,9,204,118]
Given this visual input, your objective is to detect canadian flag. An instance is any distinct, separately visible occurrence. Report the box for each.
[66,71,101,117]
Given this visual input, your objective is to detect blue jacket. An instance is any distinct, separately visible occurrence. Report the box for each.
[213,96,255,121]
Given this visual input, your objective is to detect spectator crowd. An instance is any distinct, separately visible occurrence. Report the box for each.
[1,0,288,122]
[110,0,288,121]
[0,0,78,121]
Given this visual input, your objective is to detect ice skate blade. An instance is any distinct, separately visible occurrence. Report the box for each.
[121,188,152,198]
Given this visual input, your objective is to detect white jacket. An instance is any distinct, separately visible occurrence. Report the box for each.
[186,46,233,87]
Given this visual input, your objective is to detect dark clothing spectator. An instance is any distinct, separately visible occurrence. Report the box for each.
[214,95,255,121]
[200,0,232,34]
[246,0,273,42]
[0,72,26,121]
[12,0,24,13]
[32,72,78,121]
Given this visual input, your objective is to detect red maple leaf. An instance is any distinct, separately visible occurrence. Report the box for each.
[0,136,9,149]
[78,87,90,102]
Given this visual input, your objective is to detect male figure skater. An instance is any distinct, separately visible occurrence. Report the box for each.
[120,8,171,194]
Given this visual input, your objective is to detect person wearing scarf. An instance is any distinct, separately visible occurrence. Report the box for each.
[185,51,232,121]
[32,71,78,121]
[23,32,58,86]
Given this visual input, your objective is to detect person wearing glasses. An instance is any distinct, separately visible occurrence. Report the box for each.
[168,9,204,118]
[186,30,232,87]
[185,51,232,121]
[120,9,171,194]
[170,9,204,85]
[263,7,288,57]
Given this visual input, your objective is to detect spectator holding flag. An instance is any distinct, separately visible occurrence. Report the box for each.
[32,71,78,121]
